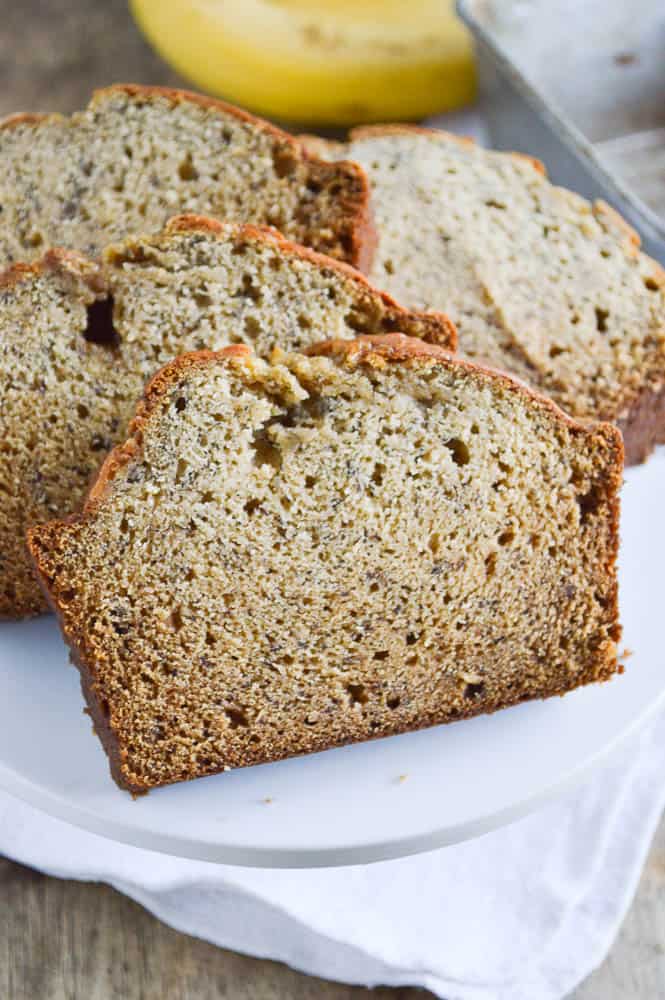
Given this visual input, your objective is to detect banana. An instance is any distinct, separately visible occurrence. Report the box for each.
[129,0,476,126]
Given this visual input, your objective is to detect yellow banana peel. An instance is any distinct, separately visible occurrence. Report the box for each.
[130,0,476,125]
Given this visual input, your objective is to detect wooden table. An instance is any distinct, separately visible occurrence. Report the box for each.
[1,1,664,996]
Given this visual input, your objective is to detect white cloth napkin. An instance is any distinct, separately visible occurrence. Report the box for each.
[2,709,664,1000]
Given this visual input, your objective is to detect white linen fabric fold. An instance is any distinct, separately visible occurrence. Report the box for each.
[2,711,664,1000]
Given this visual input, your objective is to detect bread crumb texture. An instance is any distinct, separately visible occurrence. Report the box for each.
[309,128,665,454]
[28,336,622,794]
[0,85,372,268]
[0,221,453,618]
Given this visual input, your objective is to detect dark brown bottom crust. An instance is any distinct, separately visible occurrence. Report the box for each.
[618,382,665,465]
[75,647,621,798]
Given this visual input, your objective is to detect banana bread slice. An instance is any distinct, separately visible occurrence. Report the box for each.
[28,334,622,794]
[304,127,665,462]
[0,217,454,618]
[0,84,374,270]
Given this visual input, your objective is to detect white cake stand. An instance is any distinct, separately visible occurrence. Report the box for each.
[0,454,662,868]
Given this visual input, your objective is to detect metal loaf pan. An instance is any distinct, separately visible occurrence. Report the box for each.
[458,0,665,263]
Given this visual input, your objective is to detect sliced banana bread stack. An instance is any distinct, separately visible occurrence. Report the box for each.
[306,126,665,462]
[0,85,634,793]
[0,217,453,618]
[28,336,623,793]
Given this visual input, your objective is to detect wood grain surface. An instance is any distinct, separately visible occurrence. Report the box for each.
[1,0,664,997]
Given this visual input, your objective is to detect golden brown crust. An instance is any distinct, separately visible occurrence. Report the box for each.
[0,111,52,130]
[347,124,546,175]
[349,123,477,148]
[163,215,457,349]
[310,331,454,366]
[310,334,623,448]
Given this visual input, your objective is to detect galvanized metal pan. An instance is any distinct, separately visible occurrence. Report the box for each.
[458,0,665,263]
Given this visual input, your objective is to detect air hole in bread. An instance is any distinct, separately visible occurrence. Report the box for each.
[83,297,119,349]
[595,307,609,333]
[386,695,400,709]
[373,650,389,661]
[498,529,514,546]
[346,682,368,706]
[445,438,470,466]
[225,707,249,729]
[577,482,604,522]
[177,155,199,182]
[239,273,262,304]
[251,426,282,472]
[464,681,485,699]
[175,459,188,484]
[371,462,385,486]
[244,315,261,338]
[644,276,659,292]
